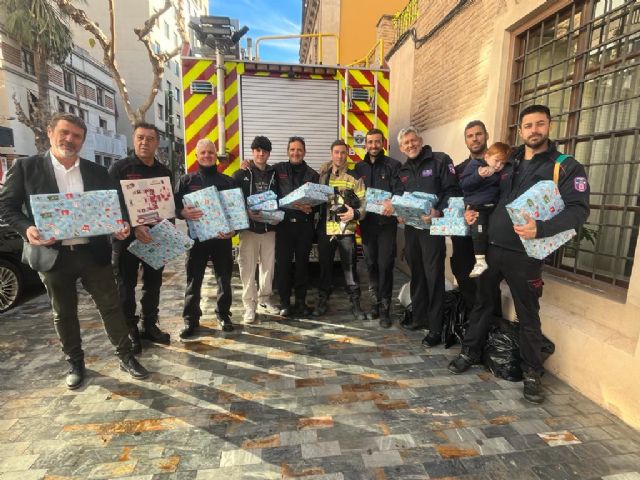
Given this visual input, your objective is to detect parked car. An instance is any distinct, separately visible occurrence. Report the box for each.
[0,224,42,313]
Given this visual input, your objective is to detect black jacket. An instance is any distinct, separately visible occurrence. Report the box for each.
[274,160,319,222]
[174,164,236,218]
[232,163,278,233]
[489,142,590,253]
[398,145,459,212]
[0,153,116,271]
[460,158,501,206]
[353,152,403,226]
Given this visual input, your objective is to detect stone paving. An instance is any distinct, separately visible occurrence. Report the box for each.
[1,257,640,480]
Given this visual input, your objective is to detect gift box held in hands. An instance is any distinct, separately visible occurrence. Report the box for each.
[430,216,470,236]
[120,176,175,225]
[279,182,332,209]
[365,188,392,215]
[183,185,231,241]
[127,219,194,270]
[31,190,124,240]
[247,190,277,208]
[256,210,285,225]
[248,199,278,211]
[506,180,576,259]
[219,188,249,231]
[448,197,465,210]
[391,192,438,230]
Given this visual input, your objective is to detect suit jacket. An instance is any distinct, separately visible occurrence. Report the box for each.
[0,152,117,272]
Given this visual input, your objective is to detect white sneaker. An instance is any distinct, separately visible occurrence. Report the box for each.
[259,302,280,315]
[243,308,258,324]
[469,259,488,278]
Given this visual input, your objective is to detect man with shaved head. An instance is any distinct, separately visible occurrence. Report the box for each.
[174,138,237,337]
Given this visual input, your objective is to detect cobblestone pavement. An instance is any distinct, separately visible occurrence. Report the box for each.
[1,258,640,480]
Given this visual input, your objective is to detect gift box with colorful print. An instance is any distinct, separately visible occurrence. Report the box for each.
[248,199,279,211]
[247,190,278,208]
[219,188,250,231]
[430,216,470,236]
[127,219,194,270]
[119,176,175,226]
[391,192,438,229]
[365,188,392,215]
[279,182,332,209]
[31,190,124,240]
[182,185,231,241]
[442,207,464,218]
[506,180,576,259]
[256,209,285,225]
[448,196,465,210]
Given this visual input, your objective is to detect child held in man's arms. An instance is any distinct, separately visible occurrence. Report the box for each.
[460,142,511,277]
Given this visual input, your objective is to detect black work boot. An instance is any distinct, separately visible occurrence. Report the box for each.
[279,303,293,317]
[217,311,234,332]
[368,286,380,320]
[523,372,545,404]
[448,349,475,374]
[129,325,142,354]
[293,299,313,317]
[119,354,150,379]
[313,294,329,316]
[379,298,392,328]
[422,331,442,348]
[350,294,367,321]
[179,319,200,339]
[65,358,85,390]
[140,321,171,345]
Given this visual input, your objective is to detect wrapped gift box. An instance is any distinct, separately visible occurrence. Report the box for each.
[219,188,249,231]
[31,190,124,240]
[256,209,285,225]
[391,192,438,230]
[506,180,576,259]
[127,219,194,270]
[120,176,175,226]
[248,199,278,211]
[247,190,277,208]
[365,188,392,215]
[442,207,463,218]
[430,216,470,236]
[279,182,332,209]
[183,185,231,241]
[448,196,465,210]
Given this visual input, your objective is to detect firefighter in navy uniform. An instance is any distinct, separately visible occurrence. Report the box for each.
[448,105,590,405]
[396,127,459,347]
[274,136,320,317]
[353,128,404,328]
[174,139,236,337]
[109,122,173,352]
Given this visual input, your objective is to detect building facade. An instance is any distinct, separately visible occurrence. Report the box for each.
[0,30,125,170]
[387,0,640,428]
[69,0,208,162]
[300,0,408,65]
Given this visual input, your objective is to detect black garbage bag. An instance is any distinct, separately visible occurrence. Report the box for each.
[441,289,468,348]
[483,317,555,382]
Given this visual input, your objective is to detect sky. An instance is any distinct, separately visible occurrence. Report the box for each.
[208,0,302,63]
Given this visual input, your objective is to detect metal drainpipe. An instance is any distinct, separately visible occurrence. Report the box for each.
[216,47,226,159]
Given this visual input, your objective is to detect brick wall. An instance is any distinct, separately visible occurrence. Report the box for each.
[410,0,501,131]
[376,15,396,64]
[2,42,21,67]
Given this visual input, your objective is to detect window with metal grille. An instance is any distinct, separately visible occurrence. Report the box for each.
[508,0,639,289]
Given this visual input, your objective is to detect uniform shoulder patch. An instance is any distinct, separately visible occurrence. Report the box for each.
[574,177,588,192]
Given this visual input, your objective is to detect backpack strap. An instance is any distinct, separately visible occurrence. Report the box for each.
[554,154,571,185]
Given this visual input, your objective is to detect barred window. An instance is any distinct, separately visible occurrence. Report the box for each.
[508,0,639,289]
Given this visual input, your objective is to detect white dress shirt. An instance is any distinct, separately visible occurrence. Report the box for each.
[50,152,89,246]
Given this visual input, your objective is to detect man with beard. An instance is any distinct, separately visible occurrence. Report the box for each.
[396,127,459,346]
[110,123,173,352]
[448,105,590,405]
[0,113,149,389]
[353,129,404,328]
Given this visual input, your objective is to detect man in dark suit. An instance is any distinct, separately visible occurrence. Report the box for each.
[0,113,149,389]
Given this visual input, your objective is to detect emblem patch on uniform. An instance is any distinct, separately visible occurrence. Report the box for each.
[421,169,432,177]
[448,164,456,174]
[501,173,509,181]
[400,175,409,183]
[574,177,587,192]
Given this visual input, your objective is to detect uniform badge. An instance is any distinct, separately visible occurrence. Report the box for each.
[400,175,409,183]
[574,177,588,192]
[421,169,432,177]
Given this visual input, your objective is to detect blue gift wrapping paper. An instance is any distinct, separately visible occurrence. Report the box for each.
[506,180,576,259]
[448,196,465,210]
[256,210,285,225]
[182,185,231,241]
[31,190,124,240]
[391,192,438,230]
[430,216,470,236]
[365,188,392,214]
[247,190,277,207]
[279,182,332,209]
[219,188,250,231]
[248,199,278,211]
[127,219,194,270]
[442,207,463,218]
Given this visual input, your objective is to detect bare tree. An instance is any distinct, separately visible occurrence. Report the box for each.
[52,0,189,125]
